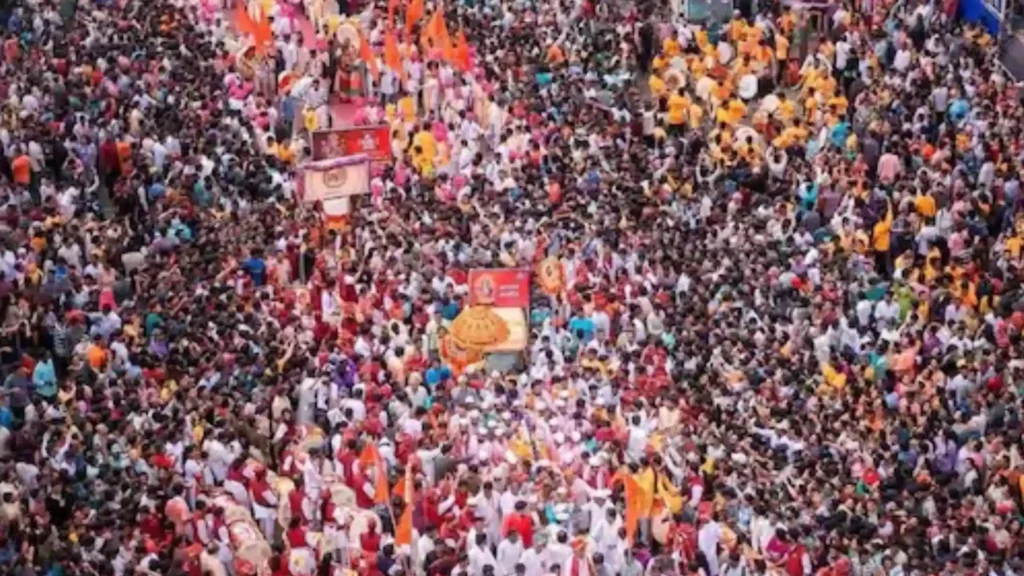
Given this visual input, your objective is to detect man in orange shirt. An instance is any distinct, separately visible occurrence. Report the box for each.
[11,147,30,187]
[86,335,109,370]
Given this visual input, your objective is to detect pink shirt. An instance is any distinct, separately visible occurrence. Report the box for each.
[877,153,901,184]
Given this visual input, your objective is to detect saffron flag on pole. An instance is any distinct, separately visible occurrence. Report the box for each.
[453,29,471,72]
[234,4,273,55]
[359,33,379,79]
[234,4,256,35]
[426,8,449,45]
[384,29,405,81]
[394,465,415,547]
[359,443,391,505]
[405,0,424,34]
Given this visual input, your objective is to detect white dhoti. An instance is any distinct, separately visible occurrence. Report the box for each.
[252,502,277,541]
[423,81,440,117]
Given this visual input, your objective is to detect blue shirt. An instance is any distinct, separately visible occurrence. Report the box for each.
[148,182,167,201]
[33,360,57,396]
[949,99,970,122]
[440,300,460,321]
[568,316,595,342]
[425,366,452,388]
[243,257,267,286]
[830,122,850,149]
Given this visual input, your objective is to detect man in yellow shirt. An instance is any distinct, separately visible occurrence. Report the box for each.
[662,32,682,58]
[412,123,437,162]
[302,106,318,134]
[667,88,689,136]
[775,35,790,83]
[649,73,667,100]
[1006,235,1024,259]
[873,199,893,278]
[725,98,747,125]
[688,101,705,130]
[398,95,417,122]
[914,189,937,218]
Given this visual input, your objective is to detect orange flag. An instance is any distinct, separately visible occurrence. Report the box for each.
[359,443,390,506]
[611,471,642,544]
[428,9,451,56]
[359,33,379,79]
[384,30,404,80]
[426,9,446,42]
[388,0,400,23]
[234,4,257,35]
[394,466,415,546]
[442,34,456,64]
[452,29,471,72]
[234,5,273,55]
[405,0,424,34]
[251,16,273,55]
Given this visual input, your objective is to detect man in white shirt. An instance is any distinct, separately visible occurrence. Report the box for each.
[476,481,503,546]
[625,415,649,463]
[469,532,498,575]
[520,536,548,576]
[873,294,899,331]
[498,531,524,576]
[500,482,522,518]
[698,515,723,576]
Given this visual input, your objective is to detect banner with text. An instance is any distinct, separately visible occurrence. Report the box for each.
[467,268,531,308]
[311,125,391,162]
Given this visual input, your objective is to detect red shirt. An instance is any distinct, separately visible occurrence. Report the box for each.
[338,450,359,487]
[289,490,307,525]
[501,512,534,547]
[360,530,381,554]
[286,526,308,549]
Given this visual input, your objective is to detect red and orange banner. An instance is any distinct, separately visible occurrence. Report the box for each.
[467,268,530,308]
[310,125,391,162]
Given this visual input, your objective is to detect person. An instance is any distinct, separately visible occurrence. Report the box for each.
[561,539,591,576]
[498,529,524,576]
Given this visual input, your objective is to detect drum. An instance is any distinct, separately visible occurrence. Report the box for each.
[759,93,781,115]
[738,74,758,100]
[663,69,686,92]
[212,495,256,525]
[327,481,357,510]
[717,41,734,65]
[695,76,716,101]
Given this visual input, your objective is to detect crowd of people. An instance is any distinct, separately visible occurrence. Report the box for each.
[0,0,1022,573]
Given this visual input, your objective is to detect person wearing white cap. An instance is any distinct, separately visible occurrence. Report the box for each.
[475,480,502,547]
[474,427,496,463]
[581,489,611,528]
[581,455,610,492]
